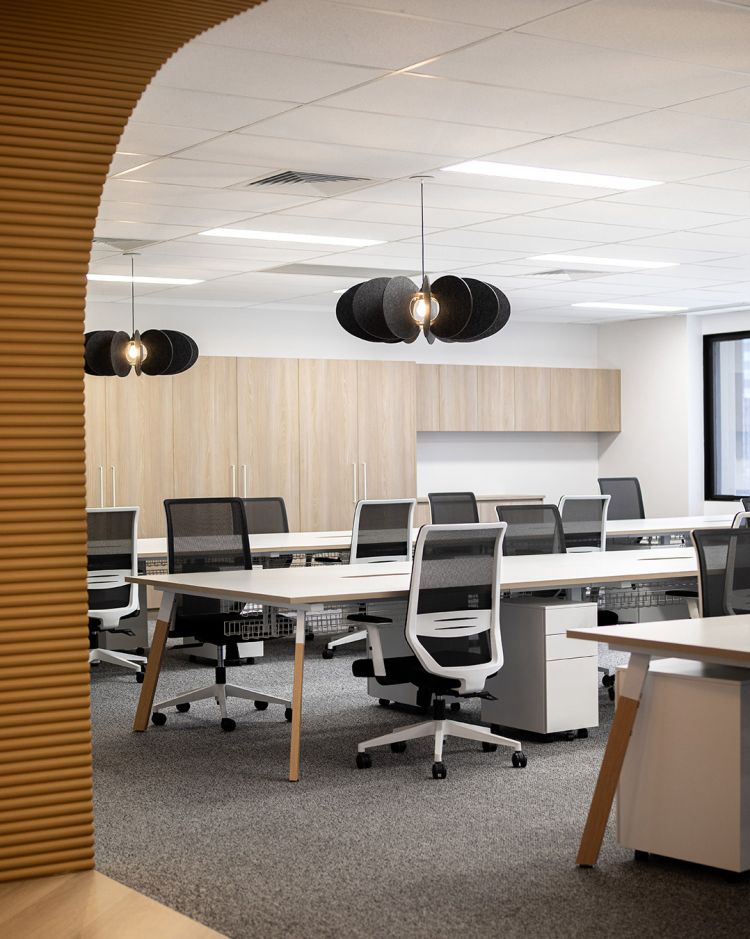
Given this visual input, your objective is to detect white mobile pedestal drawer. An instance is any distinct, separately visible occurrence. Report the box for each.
[481,598,599,736]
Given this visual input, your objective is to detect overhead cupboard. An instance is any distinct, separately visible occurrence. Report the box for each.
[84,357,621,537]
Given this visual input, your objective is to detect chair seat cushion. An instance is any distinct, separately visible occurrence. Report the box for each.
[352,655,466,695]
[597,608,619,627]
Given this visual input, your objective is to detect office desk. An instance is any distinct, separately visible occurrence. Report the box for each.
[567,616,750,867]
[130,547,696,782]
[606,514,733,538]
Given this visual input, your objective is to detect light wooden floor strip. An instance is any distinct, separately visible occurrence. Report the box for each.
[0,870,226,939]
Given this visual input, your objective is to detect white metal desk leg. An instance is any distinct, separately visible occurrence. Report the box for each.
[133,591,175,732]
[288,608,306,782]
[576,652,651,867]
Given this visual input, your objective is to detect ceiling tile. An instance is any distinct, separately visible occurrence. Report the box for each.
[116,122,224,156]
[522,0,750,73]
[119,157,274,188]
[628,231,750,255]
[92,219,204,242]
[416,228,594,254]
[140,239,332,264]
[414,31,750,107]
[572,110,750,162]
[533,200,736,231]
[130,87,297,132]
[100,179,317,213]
[201,213,418,241]
[332,0,587,29]
[672,83,750,123]
[346,179,578,214]
[605,182,750,217]
[324,73,645,135]
[96,200,255,229]
[467,215,656,244]
[199,0,496,69]
[239,105,540,158]
[284,197,500,229]
[108,152,155,176]
[688,166,750,192]
[154,41,384,102]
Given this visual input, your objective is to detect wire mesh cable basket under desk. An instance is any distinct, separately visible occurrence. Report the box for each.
[595,578,697,610]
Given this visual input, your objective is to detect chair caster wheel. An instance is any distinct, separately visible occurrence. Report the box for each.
[577,728,589,739]
[378,698,391,708]
[220,718,236,732]
[450,702,461,713]
[602,674,615,688]
[356,752,372,769]
[254,700,269,711]
[322,648,335,659]
[634,850,649,862]
[305,633,315,642]
[512,750,527,768]
[135,647,145,656]
[176,703,190,713]
[482,741,498,752]
[390,741,407,753]
[490,724,502,736]
[284,707,293,722]
[136,671,144,683]
[432,761,447,780]
[151,712,166,726]
[564,730,577,741]
[608,686,615,701]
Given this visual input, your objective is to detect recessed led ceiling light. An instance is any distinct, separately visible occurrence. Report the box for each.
[530,254,678,270]
[571,302,688,312]
[201,227,384,247]
[87,274,204,285]
[441,160,661,191]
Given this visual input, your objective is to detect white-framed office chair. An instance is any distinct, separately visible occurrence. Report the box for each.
[350,523,527,779]
[87,506,147,680]
[322,498,415,659]
[558,494,610,552]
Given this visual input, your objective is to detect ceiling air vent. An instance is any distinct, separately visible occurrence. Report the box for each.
[92,237,158,252]
[231,170,373,196]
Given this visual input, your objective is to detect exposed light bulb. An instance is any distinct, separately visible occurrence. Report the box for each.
[125,337,147,365]
[409,292,440,327]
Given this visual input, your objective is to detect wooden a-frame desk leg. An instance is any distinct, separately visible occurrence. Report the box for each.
[133,592,175,732]
[576,652,650,867]
[288,608,307,782]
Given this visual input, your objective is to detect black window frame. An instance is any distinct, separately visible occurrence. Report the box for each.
[704,328,750,500]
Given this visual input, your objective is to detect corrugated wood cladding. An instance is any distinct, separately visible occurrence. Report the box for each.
[0,0,262,882]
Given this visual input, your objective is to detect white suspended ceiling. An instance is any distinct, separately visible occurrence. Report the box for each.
[89,0,750,326]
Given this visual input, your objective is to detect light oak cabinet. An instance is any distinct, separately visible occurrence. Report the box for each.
[586,369,620,431]
[514,367,552,432]
[439,365,478,431]
[477,366,514,432]
[415,364,440,432]
[238,357,301,530]
[298,359,359,531]
[172,356,238,499]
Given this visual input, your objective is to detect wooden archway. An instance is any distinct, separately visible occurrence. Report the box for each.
[0,0,262,882]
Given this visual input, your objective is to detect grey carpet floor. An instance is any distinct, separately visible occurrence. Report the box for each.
[91,641,750,939]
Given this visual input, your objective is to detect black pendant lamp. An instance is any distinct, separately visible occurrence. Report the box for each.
[84,253,199,377]
[336,178,510,344]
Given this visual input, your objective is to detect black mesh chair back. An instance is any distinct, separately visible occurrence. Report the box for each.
[165,498,251,631]
[86,507,139,619]
[597,477,645,520]
[692,527,750,617]
[741,497,750,513]
[243,496,291,569]
[351,499,415,562]
[428,491,479,525]
[406,523,506,694]
[558,495,609,551]
[496,504,566,556]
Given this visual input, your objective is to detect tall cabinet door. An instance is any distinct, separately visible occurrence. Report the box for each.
[237,357,301,531]
[357,360,416,501]
[172,356,238,499]
[84,375,107,509]
[105,373,174,538]
[298,359,359,531]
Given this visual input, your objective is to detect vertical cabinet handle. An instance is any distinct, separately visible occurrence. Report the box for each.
[352,462,357,505]
[242,464,248,498]
[362,462,367,500]
[110,466,116,506]
[98,465,104,507]
[230,464,237,497]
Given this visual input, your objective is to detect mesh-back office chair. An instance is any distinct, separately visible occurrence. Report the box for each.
[427,491,479,524]
[350,524,526,779]
[598,477,645,550]
[150,498,291,732]
[243,496,293,569]
[322,499,415,658]
[87,507,147,679]
[741,497,750,513]
[495,503,566,555]
[693,526,750,617]
[558,495,610,552]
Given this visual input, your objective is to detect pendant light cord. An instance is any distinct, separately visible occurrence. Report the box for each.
[420,180,425,283]
[129,254,135,335]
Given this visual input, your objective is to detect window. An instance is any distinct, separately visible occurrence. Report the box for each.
[704,330,750,499]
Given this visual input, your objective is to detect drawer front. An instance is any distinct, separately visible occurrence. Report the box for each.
[546,634,597,661]
[543,603,598,635]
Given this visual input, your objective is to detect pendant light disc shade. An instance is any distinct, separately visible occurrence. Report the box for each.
[453,278,500,342]
[110,330,133,377]
[429,276,473,340]
[352,277,399,342]
[473,284,511,341]
[84,330,117,375]
[383,276,420,342]
[162,330,198,374]
[140,329,174,375]
[336,283,377,342]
